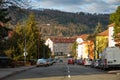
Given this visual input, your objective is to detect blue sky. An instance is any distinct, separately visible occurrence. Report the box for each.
[28,0,120,14]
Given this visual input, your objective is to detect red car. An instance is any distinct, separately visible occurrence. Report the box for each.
[68,58,74,64]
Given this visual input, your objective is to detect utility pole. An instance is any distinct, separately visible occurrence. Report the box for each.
[37,30,40,59]
[23,33,27,66]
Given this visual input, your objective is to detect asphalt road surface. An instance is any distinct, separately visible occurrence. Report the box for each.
[3,58,120,80]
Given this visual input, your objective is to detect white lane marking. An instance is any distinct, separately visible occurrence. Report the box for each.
[68,74,71,78]
[66,64,71,78]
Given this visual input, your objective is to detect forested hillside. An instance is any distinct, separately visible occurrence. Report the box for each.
[8,7,110,37]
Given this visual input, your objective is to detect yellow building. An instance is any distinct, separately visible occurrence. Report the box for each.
[95,30,108,59]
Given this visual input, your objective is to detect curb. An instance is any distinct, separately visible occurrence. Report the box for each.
[108,70,120,74]
[0,66,36,80]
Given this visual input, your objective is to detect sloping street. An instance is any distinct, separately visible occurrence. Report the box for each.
[3,58,120,80]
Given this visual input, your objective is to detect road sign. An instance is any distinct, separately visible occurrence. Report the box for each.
[23,52,28,56]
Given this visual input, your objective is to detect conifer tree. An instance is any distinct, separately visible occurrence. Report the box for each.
[93,22,102,36]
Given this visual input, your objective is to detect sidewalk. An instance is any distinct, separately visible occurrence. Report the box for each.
[108,70,120,75]
[0,66,36,80]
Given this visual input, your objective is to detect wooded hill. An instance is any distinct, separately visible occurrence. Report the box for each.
[9,7,110,37]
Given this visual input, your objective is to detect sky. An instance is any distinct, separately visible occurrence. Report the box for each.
[28,0,120,14]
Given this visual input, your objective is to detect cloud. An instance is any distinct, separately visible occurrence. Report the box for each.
[104,0,120,5]
[29,0,120,13]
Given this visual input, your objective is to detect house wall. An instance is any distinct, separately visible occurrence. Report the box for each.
[76,38,94,60]
[45,38,54,55]
[108,26,116,47]
[88,41,94,60]
[82,43,89,59]
[45,38,74,56]
[53,43,73,56]
[76,44,83,59]
[95,36,108,59]
[76,38,84,59]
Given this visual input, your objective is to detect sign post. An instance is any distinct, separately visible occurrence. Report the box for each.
[23,50,27,66]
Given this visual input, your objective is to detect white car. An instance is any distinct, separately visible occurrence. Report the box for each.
[36,58,49,67]
[83,58,92,66]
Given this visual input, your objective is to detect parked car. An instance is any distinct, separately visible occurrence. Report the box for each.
[91,59,101,68]
[29,59,37,65]
[59,59,63,62]
[0,56,15,68]
[83,58,92,66]
[36,58,49,67]
[47,58,55,65]
[68,58,74,64]
[90,60,94,68]
[76,59,83,65]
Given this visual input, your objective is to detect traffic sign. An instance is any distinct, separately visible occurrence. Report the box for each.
[23,52,28,56]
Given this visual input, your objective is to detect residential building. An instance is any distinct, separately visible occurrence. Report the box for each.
[76,34,94,60]
[45,37,76,56]
[108,23,116,47]
[95,30,108,59]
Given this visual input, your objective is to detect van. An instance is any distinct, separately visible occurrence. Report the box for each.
[100,47,120,70]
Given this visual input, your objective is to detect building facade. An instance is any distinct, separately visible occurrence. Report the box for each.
[76,34,94,60]
[108,23,116,47]
[45,37,76,56]
[95,30,108,59]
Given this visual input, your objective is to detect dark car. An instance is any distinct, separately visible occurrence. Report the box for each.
[59,59,63,62]
[0,56,15,68]
[76,59,83,65]
[91,59,101,68]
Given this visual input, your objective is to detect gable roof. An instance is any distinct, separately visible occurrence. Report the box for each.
[50,37,76,43]
[79,41,88,45]
[108,23,115,27]
[97,29,108,36]
[78,34,89,41]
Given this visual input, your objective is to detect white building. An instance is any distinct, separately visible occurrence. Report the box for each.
[45,37,76,56]
[108,23,116,47]
[76,38,83,59]
[76,34,89,59]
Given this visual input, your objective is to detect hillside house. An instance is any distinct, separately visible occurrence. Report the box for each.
[95,30,108,59]
[45,37,76,56]
[76,34,94,60]
[108,23,116,47]
[95,23,118,59]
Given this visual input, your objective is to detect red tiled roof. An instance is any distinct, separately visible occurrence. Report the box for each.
[108,23,115,27]
[79,41,88,45]
[50,37,76,43]
[79,40,94,45]
[78,34,89,40]
[97,29,108,36]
